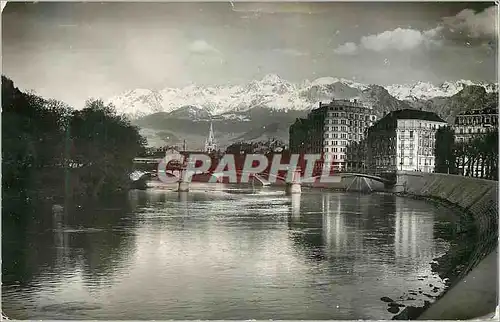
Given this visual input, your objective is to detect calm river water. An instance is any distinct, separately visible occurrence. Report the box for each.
[2,185,460,320]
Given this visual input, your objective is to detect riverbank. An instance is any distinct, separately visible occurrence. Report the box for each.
[417,247,498,320]
[388,172,498,320]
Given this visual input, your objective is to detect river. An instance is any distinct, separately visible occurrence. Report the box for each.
[2,184,461,320]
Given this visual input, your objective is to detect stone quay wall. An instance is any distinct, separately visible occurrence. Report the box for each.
[394,171,498,319]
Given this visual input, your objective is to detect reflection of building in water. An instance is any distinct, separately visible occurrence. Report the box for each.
[178,192,189,217]
[291,194,301,219]
[394,198,435,259]
[321,194,348,253]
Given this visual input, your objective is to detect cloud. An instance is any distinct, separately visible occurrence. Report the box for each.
[334,27,441,54]
[333,42,358,55]
[334,6,497,55]
[273,48,308,57]
[442,6,497,39]
[360,27,442,52]
[189,40,220,55]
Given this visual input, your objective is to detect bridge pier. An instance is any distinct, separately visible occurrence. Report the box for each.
[291,194,301,218]
[177,162,190,193]
[285,167,302,196]
[178,179,189,192]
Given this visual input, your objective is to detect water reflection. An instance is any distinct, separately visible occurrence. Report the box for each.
[290,194,301,219]
[3,187,457,320]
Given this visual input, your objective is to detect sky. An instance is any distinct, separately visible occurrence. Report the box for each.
[2,2,498,108]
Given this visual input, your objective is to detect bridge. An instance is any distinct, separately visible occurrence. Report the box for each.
[129,169,394,192]
[130,170,273,186]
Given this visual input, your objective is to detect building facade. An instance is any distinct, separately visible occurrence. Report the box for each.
[454,106,498,142]
[289,99,376,171]
[453,106,498,177]
[366,109,447,173]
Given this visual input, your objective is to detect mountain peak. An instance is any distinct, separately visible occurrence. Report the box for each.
[107,76,498,119]
[260,73,283,84]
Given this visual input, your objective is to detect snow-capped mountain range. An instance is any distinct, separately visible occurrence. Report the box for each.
[386,80,499,101]
[106,74,498,119]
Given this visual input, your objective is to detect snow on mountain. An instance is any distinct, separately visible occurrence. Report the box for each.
[167,105,212,120]
[386,80,499,101]
[107,89,164,119]
[107,74,498,119]
[307,77,369,91]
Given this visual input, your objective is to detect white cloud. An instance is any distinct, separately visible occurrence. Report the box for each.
[334,6,496,55]
[273,48,308,57]
[189,40,220,55]
[334,27,442,54]
[441,6,497,39]
[360,27,441,52]
[333,42,358,55]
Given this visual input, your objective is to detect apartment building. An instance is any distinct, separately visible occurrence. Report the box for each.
[289,99,376,171]
[453,106,498,177]
[454,106,498,142]
[366,109,447,173]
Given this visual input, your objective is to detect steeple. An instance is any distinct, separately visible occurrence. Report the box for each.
[204,121,217,153]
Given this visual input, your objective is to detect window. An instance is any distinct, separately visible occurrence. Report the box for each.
[410,131,414,138]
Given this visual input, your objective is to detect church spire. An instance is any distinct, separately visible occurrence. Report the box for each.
[204,121,217,153]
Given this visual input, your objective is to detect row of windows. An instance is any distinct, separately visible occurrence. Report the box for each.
[325,126,365,134]
[327,112,372,120]
[375,158,434,166]
[324,140,348,146]
[456,127,494,134]
[325,132,364,140]
[455,115,498,126]
[397,121,444,130]
[398,148,434,156]
[322,151,346,159]
[326,119,370,128]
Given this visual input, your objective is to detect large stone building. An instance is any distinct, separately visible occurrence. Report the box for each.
[289,99,376,171]
[453,106,498,177]
[454,106,498,142]
[366,109,447,173]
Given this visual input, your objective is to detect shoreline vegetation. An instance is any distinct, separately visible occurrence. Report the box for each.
[2,76,147,217]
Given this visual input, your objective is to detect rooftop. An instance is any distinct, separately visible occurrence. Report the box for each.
[319,98,370,109]
[458,106,498,116]
[384,109,446,123]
